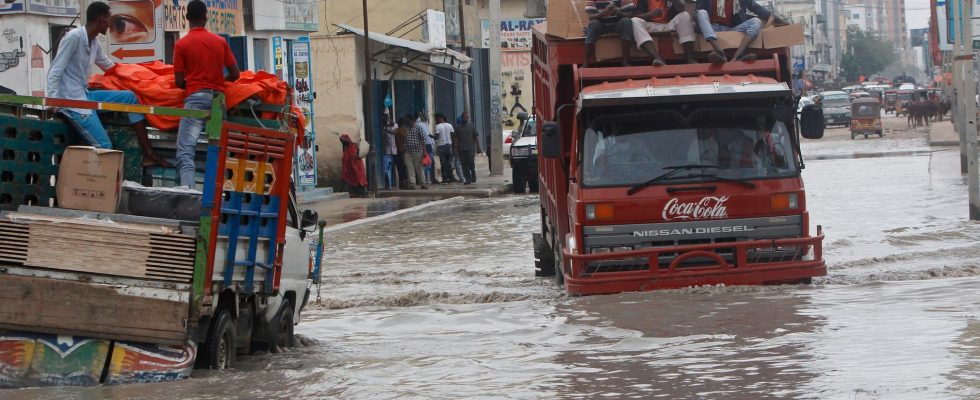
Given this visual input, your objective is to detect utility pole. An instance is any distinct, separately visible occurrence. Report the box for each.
[953,0,979,219]
[488,0,503,175]
[362,0,377,196]
[456,0,472,116]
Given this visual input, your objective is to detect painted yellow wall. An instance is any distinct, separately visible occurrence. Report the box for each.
[311,35,363,186]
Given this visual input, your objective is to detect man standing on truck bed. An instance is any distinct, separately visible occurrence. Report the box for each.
[45,2,169,167]
[630,0,698,65]
[694,0,786,63]
[584,1,638,67]
[173,0,241,188]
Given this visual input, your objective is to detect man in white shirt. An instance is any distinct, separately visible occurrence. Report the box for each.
[434,113,458,183]
[46,3,168,166]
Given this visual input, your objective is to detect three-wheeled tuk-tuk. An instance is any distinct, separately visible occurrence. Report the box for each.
[884,90,897,113]
[851,98,882,139]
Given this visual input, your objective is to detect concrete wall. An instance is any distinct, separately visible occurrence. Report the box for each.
[311,35,362,188]
[0,14,79,96]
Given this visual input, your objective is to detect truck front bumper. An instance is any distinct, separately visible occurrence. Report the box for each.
[560,228,826,296]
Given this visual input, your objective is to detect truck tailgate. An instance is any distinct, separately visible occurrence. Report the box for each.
[0,271,190,346]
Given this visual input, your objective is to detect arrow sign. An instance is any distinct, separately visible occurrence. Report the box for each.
[111,48,156,60]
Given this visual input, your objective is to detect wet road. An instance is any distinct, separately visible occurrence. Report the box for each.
[8,116,980,399]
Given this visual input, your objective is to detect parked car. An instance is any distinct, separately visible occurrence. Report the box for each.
[510,112,537,193]
[502,129,515,159]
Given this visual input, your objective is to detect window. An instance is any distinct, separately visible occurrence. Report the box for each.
[254,38,269,72]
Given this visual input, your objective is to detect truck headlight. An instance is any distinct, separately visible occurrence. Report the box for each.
[511,147,532,157]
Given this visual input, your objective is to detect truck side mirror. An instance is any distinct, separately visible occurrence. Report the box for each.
[517,111,529,121]
[541,121,561,159]
[301,209,320,230]
[799,105,825,139]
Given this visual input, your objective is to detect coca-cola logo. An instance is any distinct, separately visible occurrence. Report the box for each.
[662,196,730,221]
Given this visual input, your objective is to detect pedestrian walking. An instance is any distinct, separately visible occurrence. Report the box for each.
[455,112,481,185]
[417,112,439,184]
[172,0,241,187]
[451,115,467,184]
[434,114,457,184]
[404,114,428,190]
[383,118,398,189]
[394,118,409,189]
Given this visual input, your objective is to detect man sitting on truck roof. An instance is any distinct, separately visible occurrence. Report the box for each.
[45,2,170,167]
[584,1,638,67]
[630,0,697,65]
[694,0,787,64]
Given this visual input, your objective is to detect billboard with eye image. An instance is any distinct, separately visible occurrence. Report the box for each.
[108,0,164,63]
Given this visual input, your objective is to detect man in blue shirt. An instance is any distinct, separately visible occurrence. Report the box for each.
[46,2,167,166]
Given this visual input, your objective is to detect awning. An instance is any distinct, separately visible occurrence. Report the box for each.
[334,23,472,71]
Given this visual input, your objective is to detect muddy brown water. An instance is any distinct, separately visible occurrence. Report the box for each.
[6,140,980,399]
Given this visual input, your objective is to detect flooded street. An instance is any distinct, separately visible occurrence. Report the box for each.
[8,118,980,399]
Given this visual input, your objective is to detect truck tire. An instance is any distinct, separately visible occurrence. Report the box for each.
[205,309,236,370]
[273,300,296,352]
[512,168,525,194]
[528,175,539,193]
[553,234,565,287]
[533,232,555,276]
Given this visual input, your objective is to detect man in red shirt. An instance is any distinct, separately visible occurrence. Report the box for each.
[173,0,240,188]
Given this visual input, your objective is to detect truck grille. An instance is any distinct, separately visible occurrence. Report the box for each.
[582,216,804,274]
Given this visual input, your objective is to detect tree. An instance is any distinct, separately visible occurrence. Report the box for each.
[840,29,897,82]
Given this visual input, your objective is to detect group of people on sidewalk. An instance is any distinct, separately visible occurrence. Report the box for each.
[383,112,482,190]
[583,0,786,67]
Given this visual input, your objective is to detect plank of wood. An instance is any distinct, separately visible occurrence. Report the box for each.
[6,213,180,235]
[0,274,189,345]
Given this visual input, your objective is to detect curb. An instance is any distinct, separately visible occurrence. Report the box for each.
[324,196,465,233]
[299,192,350,205]
[378,184,513,199]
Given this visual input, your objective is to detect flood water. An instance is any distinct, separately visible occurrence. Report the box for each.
[7,124,980,399]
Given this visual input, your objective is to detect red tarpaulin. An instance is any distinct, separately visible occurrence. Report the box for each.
[89,61,305,132]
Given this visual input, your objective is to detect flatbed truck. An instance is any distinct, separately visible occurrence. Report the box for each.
[0,94,325,386]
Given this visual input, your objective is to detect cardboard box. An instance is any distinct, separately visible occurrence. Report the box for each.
[761,23,805,49]
[546,0,589,39]
[595,36,650,62]
[695,31,763,52]
[56,146,124,213]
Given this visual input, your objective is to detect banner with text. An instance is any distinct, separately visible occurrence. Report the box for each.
[27,0,79,16]
[481,18,545,50]
[164,0,244,36]
[0,0,25,14]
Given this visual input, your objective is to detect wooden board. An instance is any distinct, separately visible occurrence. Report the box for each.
[0,274,189,346]
[0,214,195,283]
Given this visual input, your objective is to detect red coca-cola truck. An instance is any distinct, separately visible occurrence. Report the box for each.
[529,24,827,295]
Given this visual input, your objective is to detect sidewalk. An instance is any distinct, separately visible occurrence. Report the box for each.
[301,155,518,231]
[928,119,960,147]
[377,154,514,198]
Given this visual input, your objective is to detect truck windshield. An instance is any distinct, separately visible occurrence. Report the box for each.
[582,110,798,187]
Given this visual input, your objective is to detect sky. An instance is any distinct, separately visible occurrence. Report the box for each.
[905,0,932,31]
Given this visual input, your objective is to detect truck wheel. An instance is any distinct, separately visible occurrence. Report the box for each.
[553,235,565,287]
[533,233,555,276]
[512,168,525,194]
[274,300,296,351]
[205,309,236,370]
[528,176,539,193]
